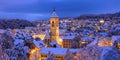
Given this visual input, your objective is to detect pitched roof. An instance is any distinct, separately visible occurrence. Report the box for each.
[50,10,58,18]
[40,48,78,55]
[60,36,75,40]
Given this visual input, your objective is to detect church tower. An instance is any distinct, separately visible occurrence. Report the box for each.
[50,9,59,42]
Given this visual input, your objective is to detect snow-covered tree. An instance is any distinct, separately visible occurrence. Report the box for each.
[1,29,14,50]
[5,40,30,60]
[1,53,9,60]
[64,49,76,60]
[0,30,35,60]
[71,36,81,48]
[101,38,120,60]
[1,36,14,59]
[114,38,120,50]
[46,51,56,60]
[0,29,14,60]
[76,45,102,60]
[101,46,120,60]
[14,31,35,49]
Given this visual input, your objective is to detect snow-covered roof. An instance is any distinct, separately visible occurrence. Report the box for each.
[50,11,58,18]
[44,34,75,40]
[59,29,66,33]
[112,36,120,42]
[101,46,120,60]
[88,37,99,46]
[60,36,75,40]
[33,40,46,48]
[45,33,50,39]
[50,40,61,48]
[40,48,78,55]
[115,27,120,30]
[25,27,34,30]
[99,32,108,36]
[60,32,78,36]
[0,29,5,34]
[82,36,94,41]
[14,39,24,45]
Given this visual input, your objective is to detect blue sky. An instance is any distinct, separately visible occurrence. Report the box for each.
[0,0,120,20]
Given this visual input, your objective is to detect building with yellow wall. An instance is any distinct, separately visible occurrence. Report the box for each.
[32,33,46,40]
[60,36,75,48]
[41,10,77,48]
[29,47,41,60]
[50,9,60,45]
[40,48,78,60]
[98,37,113,47]
[44,35,76,48]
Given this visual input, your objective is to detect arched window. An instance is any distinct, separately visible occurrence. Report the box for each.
[52,21,54,27]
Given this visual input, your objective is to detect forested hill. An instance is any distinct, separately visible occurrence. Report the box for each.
[0,19,35,29]
[75,12,120,20]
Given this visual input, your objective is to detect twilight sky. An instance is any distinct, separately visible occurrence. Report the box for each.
[0,0,120,20]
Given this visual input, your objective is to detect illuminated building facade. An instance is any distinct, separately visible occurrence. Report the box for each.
[32,33,46,40]
[50,9,60,44]
[40,48,78,60]
[29,47,41,60]
[60,36,75,48]
[98,37,113,47]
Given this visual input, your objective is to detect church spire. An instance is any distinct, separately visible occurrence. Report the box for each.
[53,8,56,12]
[50,8,58,18]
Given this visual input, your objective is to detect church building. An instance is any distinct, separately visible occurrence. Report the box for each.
[50,9,60,42]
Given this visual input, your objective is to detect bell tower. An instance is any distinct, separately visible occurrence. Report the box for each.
[50,9,59,42]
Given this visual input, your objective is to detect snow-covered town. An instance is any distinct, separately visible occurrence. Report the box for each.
[0,0,120,60]
[0,9,120,60]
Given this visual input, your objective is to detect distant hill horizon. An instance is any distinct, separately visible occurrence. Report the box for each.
[0,11,120,21]
[74,11,120,20]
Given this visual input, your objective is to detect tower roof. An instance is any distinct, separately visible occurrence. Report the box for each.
[50,9,58,18]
